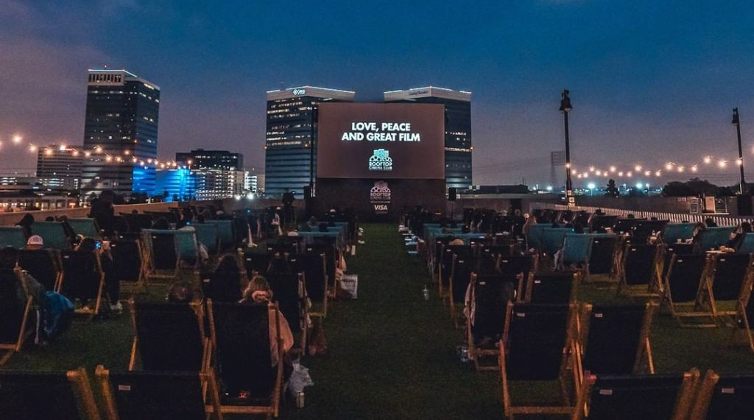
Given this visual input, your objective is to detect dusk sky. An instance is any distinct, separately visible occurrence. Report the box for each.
[2,0,754,186]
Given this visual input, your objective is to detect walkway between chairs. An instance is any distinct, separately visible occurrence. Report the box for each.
[283,224,501,419]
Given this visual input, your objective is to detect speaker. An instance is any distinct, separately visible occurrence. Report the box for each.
[448,188,457,201]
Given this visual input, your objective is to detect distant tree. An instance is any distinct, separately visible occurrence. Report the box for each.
[605,179,620,197]
[662,178,720,197]
[627,188,646,197]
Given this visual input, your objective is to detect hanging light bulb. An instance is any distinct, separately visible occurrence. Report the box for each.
[703,156,712,164]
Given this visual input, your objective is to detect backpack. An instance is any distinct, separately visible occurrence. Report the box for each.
[41,291,74,340]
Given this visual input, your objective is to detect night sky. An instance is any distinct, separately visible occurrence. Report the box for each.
[2,0,754,187]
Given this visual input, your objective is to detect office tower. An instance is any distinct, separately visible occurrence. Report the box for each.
[384,86,472,190]
[81,69,160,198]
[175,149,244,170]
[36,144,83,189]
[264,86,355,197]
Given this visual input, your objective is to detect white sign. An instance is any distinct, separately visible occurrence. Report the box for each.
[292,88,306,96]
[340,121,422,142]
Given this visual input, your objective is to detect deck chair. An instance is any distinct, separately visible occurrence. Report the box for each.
[524,271,576,304]
[243,250,272,276]
[109,239,145,292]
[266,272,307,349]
[661,223,696,245]
[207,301,284,418]
[737,233,754,254]
[708,253,753,319]
[59,250,106,318]
[697,227,735,252]
[732,275,754,351]
[589,234,618,277]
[449,252,474,322]
[96,365,222,420]
[662,253,716,326]
[499,255,532,300]
[194,223,220,255]
[574,370,699,420]
[439,245,472,296]
[294,253,328,317]
[18,249,62,291]
[617,243,662,296]
[590,215,618,232]
[206,220,235,251]
[691,370,754,420]
[304,243,337,291]
[67,218,102,240]
[141,230,179,282]
[31,221,71,250]
[475,249,501,275]
[0,226,27,249]
[466,273,516,370]
[562,233,593,279]
[0,269,34,365]
[499,303,579,418]
[525,224,548,252]
[128,301,210,372]
[576,303,656,385]
[0,368,100,420]
[542,227,573,257]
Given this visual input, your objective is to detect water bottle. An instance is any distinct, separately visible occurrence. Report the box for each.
[422,285,429,301]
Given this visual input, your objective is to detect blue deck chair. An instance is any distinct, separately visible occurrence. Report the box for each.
[562,233,593,266]
[0,226,27,249]
[525,224,548,251]
[67,218,101,240]
[661,223,696,245]
[697,227,735,252]
[31,221,70,250]
[737,233,754,254]
[174,230,200,268]
[542,227,573,256]
[193,223,219,255]
[207,220,234,251]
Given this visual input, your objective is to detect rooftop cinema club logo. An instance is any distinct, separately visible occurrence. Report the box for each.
[368,149,393,171]
[369,180,391,214]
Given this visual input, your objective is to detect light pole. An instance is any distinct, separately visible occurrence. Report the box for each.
[733,107,746,194]
[560,89,574,206]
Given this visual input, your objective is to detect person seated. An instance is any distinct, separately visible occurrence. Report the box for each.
[721,222,752,253]
[76,238,121,313]
[240,276,294,375]
[0,247,45,306]
[205,255,243,302]
[25,235,44,250]
[448,237,465,246]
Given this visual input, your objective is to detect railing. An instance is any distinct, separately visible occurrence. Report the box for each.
[532,202,754,227]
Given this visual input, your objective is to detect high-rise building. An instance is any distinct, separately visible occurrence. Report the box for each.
[264,86,355,197]
[175,149,244,171]
[81,69,160,198]
[36,144,83,190]
[384,87,472,190]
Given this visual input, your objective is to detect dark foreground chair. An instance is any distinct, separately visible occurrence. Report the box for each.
[709,253,753,319]
[661,253,715,327]
[59,250,106,318]
[617,243,661,296]
[128,301,209,372]
[449,252,474,322]
[109,239,145,292]
[466,273,516,371]
[96,365,223,420]
[0,368,100,420]
[691,370,754,420]
[293,253,328,317]
[208,300,283,418]
[0,269,34,365]
[498,303,578,418]
[266,272,307,349]
[524,271,576,304]
[574,370,699,420]
[17,248,61,292]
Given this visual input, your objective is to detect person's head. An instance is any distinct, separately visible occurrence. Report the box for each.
[26,235,44,250]
[242,275,272,303]
[167,281,194,303]
[76,237,99,253]
[0,247,19,270]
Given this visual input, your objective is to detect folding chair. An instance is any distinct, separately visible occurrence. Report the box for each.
[524,271,576,304]
[67,218,102,240]
[708,252,753,319]
[141,230,179,282]
[542,227,573,258]
[128,301,210,372]
[266,272,307,349]
[574,370,699,420]
[304,242,337,292]
[590,215,618,233]
[18,249,62,291]
[499,255,532,300]
[661,223,696,246]
[206,220,235,251]
[697,227,735,252]
[0,367,100,420]
[0,269,34,365]
[617,243,662,297]
[207,301,284,418]
[475,248,501,275]
[243,250,272,276]
[562,233,593,280]
[691,370,754,420]
[293,253,328,317]
[194,222,220,256]
[59,250,106,318]
[109,239,146,293]
[737,233,754,254]
[732,275,754,351]
[96,365,222,420]
[661,253,716,327]
[466,273,516,370]
[31,221,71,250]
[0,226,27,249]
[498,303,579,418]
[576,303,656,387]
[449,251,474,323]
[439,244,472,297]
[589,234,618,278]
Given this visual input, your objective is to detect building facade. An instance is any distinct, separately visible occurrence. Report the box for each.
[175,149,244,171]
[384,87,472,190]
[81,69,160,198]
[36,145,83,190]
[264,86,355,197]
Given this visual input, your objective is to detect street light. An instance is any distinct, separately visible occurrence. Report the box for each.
[733,107,746,194]
[559,89,574,206]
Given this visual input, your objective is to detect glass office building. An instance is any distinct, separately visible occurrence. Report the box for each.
[264,86,355,197]
[81,69,160,198]
[175,149,244,171]
[384,87,472,190]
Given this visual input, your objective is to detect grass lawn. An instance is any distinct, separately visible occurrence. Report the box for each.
[5,223,754,419]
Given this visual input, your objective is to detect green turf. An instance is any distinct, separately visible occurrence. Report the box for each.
[4,223,754,419]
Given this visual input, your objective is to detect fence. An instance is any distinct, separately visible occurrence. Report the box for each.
[532,202,754,228]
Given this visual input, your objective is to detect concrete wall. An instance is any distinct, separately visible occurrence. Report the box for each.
[0,202,180,226]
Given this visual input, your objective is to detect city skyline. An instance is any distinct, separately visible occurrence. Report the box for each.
[2,1,754,187]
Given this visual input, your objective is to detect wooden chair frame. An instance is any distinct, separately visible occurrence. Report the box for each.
[300,253,329,319]
[59,251,107,320]
[96,364,223,420]
[110,239,148,295]
[616,243,663,297]
[0,269,33,365]
[705,252,754,321]
[127,299,212,373]
[140,230,182,283]
[465,272,511,371]
[207,300,284,418]
[730,273,754,352]
[661,253,717,327]
[522,271,578,304]
[498,302,580,418]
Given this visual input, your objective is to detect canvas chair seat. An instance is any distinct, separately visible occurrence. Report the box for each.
[467,273,516,371]
[697,227,735,252]
[0,226,27,249]
[525,271,576,304]
[18,249,61,291]
[31,221,71,250]
[691,370,754,420]
[0,269,34,365]
[0,368,100,420]
[67,218,101,240]
[59,250,106,317]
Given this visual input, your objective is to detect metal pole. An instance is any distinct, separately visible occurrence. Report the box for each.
[560,89,574,206]
[734,108,746,194]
